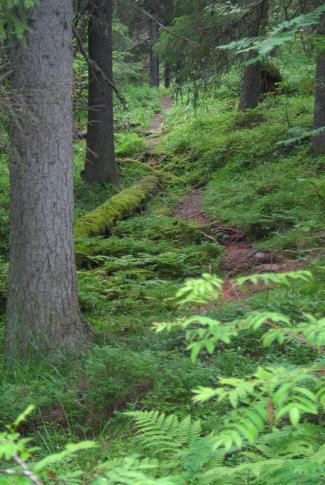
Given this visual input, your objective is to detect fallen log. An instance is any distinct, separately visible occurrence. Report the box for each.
[74,176,159,238]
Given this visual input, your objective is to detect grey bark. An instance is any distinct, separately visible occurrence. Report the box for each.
[313,13,325,155]
[149,1,160,88]
[83,0,118,183]
[6,0,88,359]
[238,0,269,111]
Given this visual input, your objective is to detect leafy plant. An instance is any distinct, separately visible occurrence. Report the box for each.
[108,271,325,483]
[0,0,38,41]
[0,406,95,483]
[219,5,325,57]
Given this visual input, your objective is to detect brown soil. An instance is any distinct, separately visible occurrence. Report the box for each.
[174,189,306,299]
[142,96,173,154]
[175,189,208,225]
[149,96,173,131]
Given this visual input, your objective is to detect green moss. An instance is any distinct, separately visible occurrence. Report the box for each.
[261,60,282,84]
[74,176,159,238]
[115,132,147,157]
[118,158,177,182]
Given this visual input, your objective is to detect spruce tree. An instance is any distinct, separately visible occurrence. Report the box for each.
[83,0,119,183]
[7,0,88,359]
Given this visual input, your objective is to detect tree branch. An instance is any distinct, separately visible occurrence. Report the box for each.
[132,5,200,47]
[0,454,43,485]
[73,24,127,108]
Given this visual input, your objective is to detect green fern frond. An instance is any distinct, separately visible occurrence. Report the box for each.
[235,270,312,288]
[126,410,202,456]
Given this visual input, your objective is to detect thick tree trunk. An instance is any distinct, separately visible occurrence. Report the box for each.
[238,0,269,111]
[149,1,160,87]
[238,61,263,111]
[83,0,118,183]
[313,13,325,155]
[7,0,88,359]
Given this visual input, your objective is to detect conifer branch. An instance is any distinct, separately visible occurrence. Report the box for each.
[132,5,200,47]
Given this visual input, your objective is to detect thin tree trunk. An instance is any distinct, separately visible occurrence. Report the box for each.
[83,0,118,183]
[238,0,269,111]
[149,1,160,88]
[7,0,88,359]
[164,64,171,88]
[313,13,325,155]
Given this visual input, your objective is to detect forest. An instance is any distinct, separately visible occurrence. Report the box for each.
[0,0,324,483]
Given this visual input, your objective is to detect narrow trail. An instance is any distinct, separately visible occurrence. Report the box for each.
[175,189,305,276]
[143,97,306,301]
[142,96,172,156]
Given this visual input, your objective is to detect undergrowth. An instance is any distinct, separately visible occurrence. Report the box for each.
[0,58,324,482]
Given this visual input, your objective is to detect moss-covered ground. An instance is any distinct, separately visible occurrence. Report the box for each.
[0,65,324,479]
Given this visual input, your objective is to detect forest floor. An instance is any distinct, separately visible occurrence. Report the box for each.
[0,83,324,478]
[146,96,308,297]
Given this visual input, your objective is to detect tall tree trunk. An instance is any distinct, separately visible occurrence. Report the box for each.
[149,1,160,87]
[83,0,118,183]
[6,0,88,360]
[238,0,269,111]
[313,13,325,155]
[164,64,171,88]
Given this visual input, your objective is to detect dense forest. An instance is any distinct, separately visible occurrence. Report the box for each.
[0,0,324,483]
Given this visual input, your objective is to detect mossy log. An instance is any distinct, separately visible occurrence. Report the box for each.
[74,176,159,238]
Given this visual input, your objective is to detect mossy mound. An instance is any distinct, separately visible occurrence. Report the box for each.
[74,176,159,238]
[261,61,282,93]
[118,158,177,182]
[75,215,221,267]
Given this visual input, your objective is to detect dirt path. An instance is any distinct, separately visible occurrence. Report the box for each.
[142,96,172,154]
[142,98,305,279]
[175,189,305,277]
[149,96,173,132]
[141,97,306,301]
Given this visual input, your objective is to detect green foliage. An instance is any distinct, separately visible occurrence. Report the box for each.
[114,84,161,131]
[105,271,324,483]
[0,8,324,482]
[0,257,8,309]
[0,407,95,483]
[161,86,324,251]
[220,5,325,58]
[100,411,221,484]
[0,0,37,40]
[115,132,147,158]
[82,346,158,420]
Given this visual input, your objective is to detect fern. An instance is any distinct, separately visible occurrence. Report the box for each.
[93,271,325,483]
[219,5,325,56]
[144,271,325,482]
[125,410,202,457]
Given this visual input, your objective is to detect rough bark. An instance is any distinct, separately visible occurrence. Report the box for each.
[238,0,269,111]
[313,13,325,155]
[238,61,263,111]
[7,0,88,359]
[149,1,160,87]
[83,0,118,183]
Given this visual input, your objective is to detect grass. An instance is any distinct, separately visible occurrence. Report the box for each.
[0,60,324,480]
